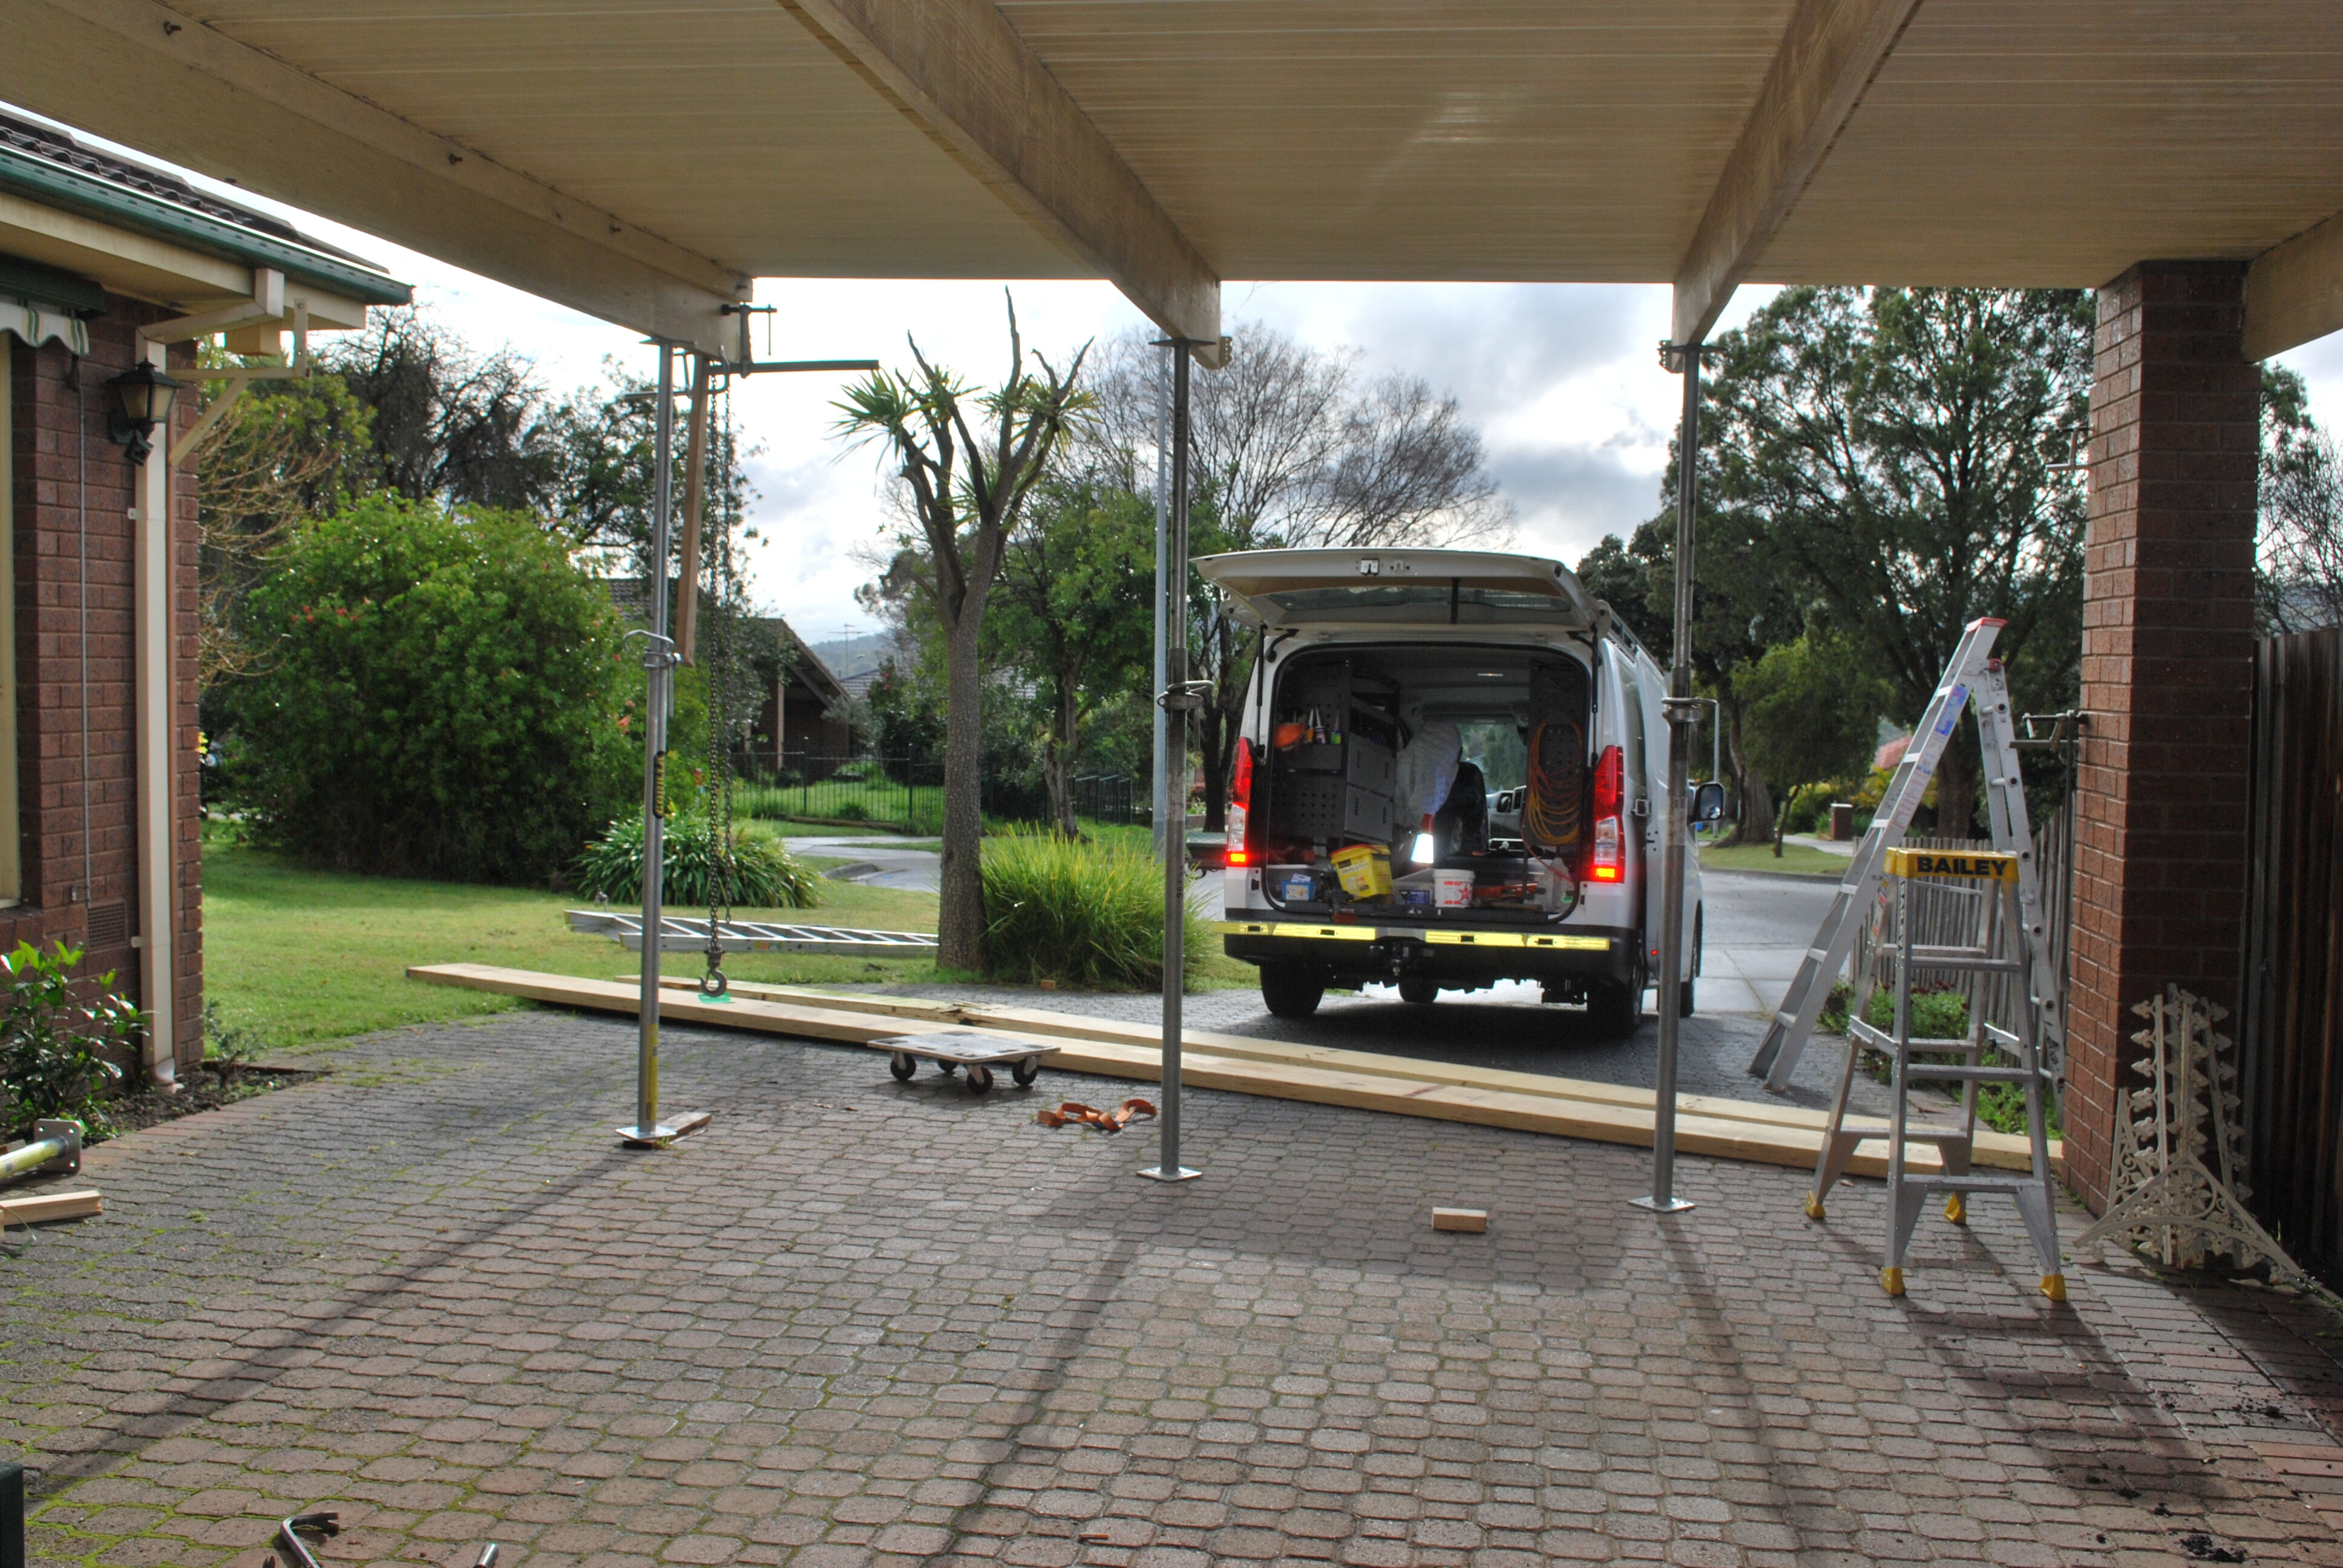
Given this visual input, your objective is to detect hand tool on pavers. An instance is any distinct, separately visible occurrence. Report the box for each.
[271,1511,497,1568]
[1750,618,2064,1093]
[1804,846,2066,1299]
[869,1029,1058,1095]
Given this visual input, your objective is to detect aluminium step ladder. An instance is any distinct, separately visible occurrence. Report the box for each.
[1747,616,2063,1091]
[1803,846,2066,1299]
[565,909,939,958]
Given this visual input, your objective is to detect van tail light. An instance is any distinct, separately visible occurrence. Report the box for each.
[1226,739,1255,866]
[1586,745,1624,883]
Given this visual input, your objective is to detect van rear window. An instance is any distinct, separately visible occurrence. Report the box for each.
[1257,584,1576,624]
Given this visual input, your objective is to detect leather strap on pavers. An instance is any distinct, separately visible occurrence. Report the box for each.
[1037,1099,1156,1134]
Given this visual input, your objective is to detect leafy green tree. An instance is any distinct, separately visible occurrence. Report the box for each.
[1738,635,1891,843]
[1702,287,2092,836]
[833,297,1093,969]
[228,494,643,883]
[986,475,1157,835]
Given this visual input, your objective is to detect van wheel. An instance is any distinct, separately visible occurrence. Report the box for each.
[1677,977,1696,1019]
[1397,978,1438,1005]
[1585,962,1645,1039]
[1260,963,1325,1019]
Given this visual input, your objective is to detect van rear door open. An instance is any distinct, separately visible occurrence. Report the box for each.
[1196,549,1600,633]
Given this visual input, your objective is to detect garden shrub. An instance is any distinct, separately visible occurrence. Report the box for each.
[980,829,1205,989]
[226,495,667,883]
[0,942,142,1138]
[574,809,820,908]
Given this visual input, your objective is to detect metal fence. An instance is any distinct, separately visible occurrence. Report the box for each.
[733,754,943,832]
[2239,627,2343,1286]
[1073,773,1139,826]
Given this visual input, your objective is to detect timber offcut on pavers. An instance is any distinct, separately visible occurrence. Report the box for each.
[4,1011,2342,1568]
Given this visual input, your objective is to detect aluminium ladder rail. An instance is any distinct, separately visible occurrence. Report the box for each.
[1747,616,2063,1091]
[566,909,939,958]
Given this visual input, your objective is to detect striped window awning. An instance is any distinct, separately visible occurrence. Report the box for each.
[1,296,89,356]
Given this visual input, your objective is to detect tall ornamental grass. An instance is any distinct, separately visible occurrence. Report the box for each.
[574,812,821,908]
[980,829,1205,989]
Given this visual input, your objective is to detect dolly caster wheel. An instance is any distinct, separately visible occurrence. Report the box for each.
[966,1065,993,1096]
[1011,1057,1038,1088]
[889,1052,915,1082]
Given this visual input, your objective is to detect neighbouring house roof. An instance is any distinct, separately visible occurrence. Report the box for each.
[603,579,850,710]
[0,110,410,323]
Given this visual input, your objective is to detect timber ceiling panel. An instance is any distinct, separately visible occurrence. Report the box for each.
[1758,0,2343,287]
[992,1,1800,282]
[177,0,1083,278]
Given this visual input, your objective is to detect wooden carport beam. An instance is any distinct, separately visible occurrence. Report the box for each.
[779,0,1223,363]
[1671,0,1925,347]
[7,0,747,359]
[2245,212,2343,361]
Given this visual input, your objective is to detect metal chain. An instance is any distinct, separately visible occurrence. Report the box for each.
[701,384,739,998]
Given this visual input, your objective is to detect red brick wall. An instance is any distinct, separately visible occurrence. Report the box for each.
[2067,262,2260,1208]
[7,304,204,1075]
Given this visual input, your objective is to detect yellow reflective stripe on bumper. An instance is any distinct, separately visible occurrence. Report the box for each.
[1525,934,1612,951]
[1425,930,1522,947]
[1216,920,1379,942]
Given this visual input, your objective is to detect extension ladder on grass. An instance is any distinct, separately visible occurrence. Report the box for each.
[565,909,939,958]
[1803,846,2066,1299]
[1746,618,2063,1091]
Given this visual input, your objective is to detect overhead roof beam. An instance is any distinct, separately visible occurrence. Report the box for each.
[2245,211,2343,362]
[1671,0,1924,346]
[7,0,747,358]
[779,0,1222,362]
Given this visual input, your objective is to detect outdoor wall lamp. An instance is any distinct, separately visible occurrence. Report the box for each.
[105,361,183,466]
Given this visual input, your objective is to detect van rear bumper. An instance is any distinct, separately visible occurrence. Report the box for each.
[1217,918,1637,988]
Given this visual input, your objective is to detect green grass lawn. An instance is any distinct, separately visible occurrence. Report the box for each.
[1697,841,1852,877]
[204,837,1251,1057]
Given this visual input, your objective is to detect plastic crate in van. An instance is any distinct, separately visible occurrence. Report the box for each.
[1283,776,1395,841]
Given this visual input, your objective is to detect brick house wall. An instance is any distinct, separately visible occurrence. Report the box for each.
[2066,261,2261,1209]
[7,300,203,1075]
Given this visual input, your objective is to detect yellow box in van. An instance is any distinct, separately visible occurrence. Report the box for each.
[1330,843,1392,901]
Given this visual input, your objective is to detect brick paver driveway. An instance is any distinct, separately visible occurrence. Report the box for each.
[7,1012,2342,1567]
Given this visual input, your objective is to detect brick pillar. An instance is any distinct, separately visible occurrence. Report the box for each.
[2067,262,2261,1209]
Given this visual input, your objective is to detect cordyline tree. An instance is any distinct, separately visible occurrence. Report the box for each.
[1699,286,2092,837]
[834,296,1092,969]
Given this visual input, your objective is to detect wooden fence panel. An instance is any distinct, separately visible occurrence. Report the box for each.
[2240,629,2343,1285]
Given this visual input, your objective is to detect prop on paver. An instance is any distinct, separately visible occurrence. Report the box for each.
[2075,987,2312,1287]
[869,1030,1055,1096]
[1749,618,2064,1093]
[1037,1099,1156,1134]
[1804,847,2066,1300]
[0,1119,101,1227]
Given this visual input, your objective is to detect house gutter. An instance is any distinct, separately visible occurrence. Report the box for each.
[131,335,174,1086]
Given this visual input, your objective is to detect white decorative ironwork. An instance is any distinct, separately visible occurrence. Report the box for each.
[2076,985,2309,1285]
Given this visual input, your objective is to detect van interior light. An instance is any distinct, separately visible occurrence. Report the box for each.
[1410,832,1434,864]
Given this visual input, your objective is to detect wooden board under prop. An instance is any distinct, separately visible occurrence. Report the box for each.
[411,963,2063,1181]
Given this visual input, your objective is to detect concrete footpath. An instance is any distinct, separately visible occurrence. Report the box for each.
[5,1010,2341,1568]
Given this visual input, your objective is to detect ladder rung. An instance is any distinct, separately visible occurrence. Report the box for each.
[1806,946,1830,963]
[1892,1174,2046,1194]
[1903,1065,2043,1083]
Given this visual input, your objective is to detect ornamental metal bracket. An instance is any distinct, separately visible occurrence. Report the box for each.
[1157,681,1213,713]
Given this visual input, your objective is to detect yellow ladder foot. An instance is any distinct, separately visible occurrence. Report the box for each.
[2040,1274,2067,1302]
[1803,1192,1827,1221]
[1880,1266,1906,1296]
[1943,1194,1966,1226]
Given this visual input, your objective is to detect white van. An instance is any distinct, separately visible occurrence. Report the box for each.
[1197,547,1718,1037]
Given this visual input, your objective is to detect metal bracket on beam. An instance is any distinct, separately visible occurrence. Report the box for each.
[1657,340,1714,374]
[1157,680,1213,713]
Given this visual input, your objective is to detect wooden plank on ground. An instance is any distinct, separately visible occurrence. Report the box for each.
[646,974,2057,1176]
[419,963,2008,1181]
[0,1188,101,1225]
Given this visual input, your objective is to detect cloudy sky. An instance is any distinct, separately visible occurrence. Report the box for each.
[31,105,2343,639]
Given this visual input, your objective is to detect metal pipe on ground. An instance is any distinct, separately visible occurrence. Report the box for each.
[0,1120,81,1186]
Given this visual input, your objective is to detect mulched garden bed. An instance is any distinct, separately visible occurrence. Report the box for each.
[97,1064,323,1136]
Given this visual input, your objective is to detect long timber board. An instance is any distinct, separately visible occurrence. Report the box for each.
[411,963,2062,1181]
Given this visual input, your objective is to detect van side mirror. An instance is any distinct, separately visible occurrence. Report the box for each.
[1691,781,1726,823]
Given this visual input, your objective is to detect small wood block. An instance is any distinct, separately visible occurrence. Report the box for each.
[669,1111,712,1137]
[0,1189,102,1226]
[1431,1207,1487,1233]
